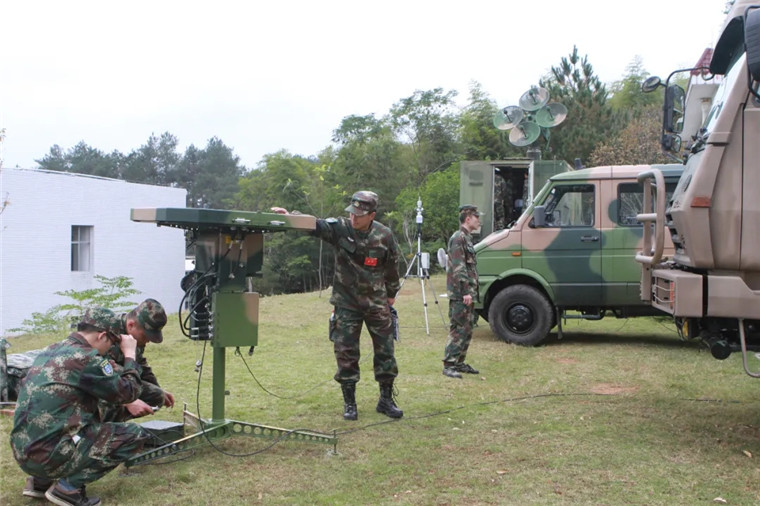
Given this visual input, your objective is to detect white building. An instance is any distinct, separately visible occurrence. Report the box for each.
[0,167,187,336]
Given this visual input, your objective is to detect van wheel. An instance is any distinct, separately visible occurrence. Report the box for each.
[488,285,553,346]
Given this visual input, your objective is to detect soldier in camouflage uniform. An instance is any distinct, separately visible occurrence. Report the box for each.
[100,299,174,422]
[442,205,482,379]
[272,191,403,421]
[10,307,151,506]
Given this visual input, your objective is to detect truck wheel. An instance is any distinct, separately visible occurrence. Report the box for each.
[488,285,553,346]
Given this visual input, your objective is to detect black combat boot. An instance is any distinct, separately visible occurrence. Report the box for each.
[341,382,358,421]
[376,382,403,419]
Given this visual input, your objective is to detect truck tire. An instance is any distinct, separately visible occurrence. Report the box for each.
[488,285,553,346]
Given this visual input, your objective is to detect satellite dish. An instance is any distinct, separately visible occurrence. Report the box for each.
[436,247,448,271]
[518,87,550,111]
[493,106,524,130]
[535,102,568,128]
[509,121,541,147]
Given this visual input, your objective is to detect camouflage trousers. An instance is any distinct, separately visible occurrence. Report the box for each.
[331,306,398,384]
[12,422,151,487]
[443,300,474,366]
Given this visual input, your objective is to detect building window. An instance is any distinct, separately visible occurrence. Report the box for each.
[71,225,93,271]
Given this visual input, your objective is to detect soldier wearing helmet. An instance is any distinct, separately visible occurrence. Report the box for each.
[272,191,404,421]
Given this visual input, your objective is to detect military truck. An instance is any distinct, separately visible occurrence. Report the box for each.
[473,164,683,345]
[636,1,760,375]
[460,159,572,237]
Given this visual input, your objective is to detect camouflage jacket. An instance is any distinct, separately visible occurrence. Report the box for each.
[10,333,142,465]
[312,217,401,311]
[107,344,164,407]
[447,226,479,301]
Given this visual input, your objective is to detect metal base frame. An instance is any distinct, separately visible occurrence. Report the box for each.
[126,407,337,467]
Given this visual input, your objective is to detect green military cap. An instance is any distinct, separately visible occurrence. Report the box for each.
[80,307,123,336]
[459,204,483,216]
[133,298,167,343]
[345,191,378,216]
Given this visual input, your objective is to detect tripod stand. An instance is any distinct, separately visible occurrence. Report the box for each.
[397,198,447,335]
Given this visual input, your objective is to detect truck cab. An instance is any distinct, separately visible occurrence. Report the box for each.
[637,1,760,374]
[476,164,683,345]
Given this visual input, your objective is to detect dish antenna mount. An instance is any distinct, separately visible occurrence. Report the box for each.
[493,86,568,152]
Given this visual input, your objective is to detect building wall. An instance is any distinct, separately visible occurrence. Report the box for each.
[0,168,187,335]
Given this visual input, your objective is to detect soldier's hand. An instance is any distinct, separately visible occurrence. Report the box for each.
[463,294,473,306]
[125,399,154,418]
[163,391,175,408]
[270,207,288,214]
[120,334,138,360]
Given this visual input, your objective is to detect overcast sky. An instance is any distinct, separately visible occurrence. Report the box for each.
[1,0,725,171]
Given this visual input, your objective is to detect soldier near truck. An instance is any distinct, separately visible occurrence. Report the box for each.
[443,205,483,379]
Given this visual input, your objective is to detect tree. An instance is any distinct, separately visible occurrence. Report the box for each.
[608,56,662,113]
[330,115,411,214]
[389,88,461,184]
[459,81,523,161]
[121,132,180,185]
[539,46,621,165]
[178,137,243,209]
[36,142,119,178]
[588,104,670,166]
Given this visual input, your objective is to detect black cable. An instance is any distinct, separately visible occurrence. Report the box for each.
[235,349,333,400]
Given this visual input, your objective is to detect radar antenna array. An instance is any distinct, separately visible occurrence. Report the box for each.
[492,86,568,150]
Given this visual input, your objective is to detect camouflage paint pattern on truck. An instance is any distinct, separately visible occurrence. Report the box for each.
[475,164,683,345]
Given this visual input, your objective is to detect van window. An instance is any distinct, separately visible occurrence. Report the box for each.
[542,184,595,227]
[617,182,677,226]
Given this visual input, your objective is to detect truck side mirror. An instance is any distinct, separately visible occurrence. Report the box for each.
[532,205,546,227]
[664,84,685,134]
[745,8,760,82]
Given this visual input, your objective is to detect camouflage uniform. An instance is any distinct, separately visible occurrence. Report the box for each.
[443,210,479,369]
[10,310,151,489]
[312,215,401,384]
[100,299,168,422]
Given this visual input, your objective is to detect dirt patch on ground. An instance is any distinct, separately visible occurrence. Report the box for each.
[589,383,639,395]
[556,357,579,365]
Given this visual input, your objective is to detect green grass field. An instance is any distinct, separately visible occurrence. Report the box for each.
[3,275,760,505]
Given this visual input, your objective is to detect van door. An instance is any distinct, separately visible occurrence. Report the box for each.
[460,162,494,236]
[523,182,602,306]
[601,178,679,306]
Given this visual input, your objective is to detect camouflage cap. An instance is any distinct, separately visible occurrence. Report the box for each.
[459,204,483,216]
[345,191,378,217]
[131,298,167,343]
[80,307,123,336]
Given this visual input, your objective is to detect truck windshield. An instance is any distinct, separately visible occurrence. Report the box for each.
[703,53,745,134]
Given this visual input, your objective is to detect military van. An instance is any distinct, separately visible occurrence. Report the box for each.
[474,164,683,346]
[460,159,572,237]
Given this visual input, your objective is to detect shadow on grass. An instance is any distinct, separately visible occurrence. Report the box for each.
[543,331,703,350]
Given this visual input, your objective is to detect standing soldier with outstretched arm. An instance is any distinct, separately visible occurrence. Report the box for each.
[442,205,482,379]
[272,191,403,421]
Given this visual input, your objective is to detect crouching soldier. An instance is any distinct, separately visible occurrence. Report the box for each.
[100,298,174,422]
[10,307,152,506]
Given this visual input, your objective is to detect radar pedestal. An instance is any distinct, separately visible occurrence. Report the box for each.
[125,207,336,466]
